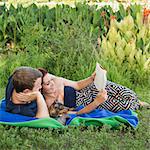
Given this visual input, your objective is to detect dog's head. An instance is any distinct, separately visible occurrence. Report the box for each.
[48,101,74,118]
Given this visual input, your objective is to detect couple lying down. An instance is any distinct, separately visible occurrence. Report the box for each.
[5,66,143,121]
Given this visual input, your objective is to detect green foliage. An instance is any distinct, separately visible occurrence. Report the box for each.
[100,13,150,86]
[0,3,147,89]
[0,3,149,149]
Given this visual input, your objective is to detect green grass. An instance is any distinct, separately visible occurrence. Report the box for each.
[0,88,4,100]
[0,87,149,150]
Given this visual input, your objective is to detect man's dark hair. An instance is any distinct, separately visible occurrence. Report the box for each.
[12,66,42,93]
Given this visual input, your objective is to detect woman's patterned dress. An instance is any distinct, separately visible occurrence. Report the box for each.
[76,81,140,112]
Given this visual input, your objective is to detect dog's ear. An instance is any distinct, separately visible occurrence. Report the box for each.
[54,102,65,110]
[48,103,59,117]
[59,109,68,114]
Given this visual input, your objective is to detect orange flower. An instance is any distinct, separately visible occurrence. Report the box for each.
[143,8,150,24]
[143,8,150,17]
[110,15,116,20]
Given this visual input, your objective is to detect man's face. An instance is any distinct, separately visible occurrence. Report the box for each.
[32,77,42,92]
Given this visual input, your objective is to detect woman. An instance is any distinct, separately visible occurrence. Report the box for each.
[38,68,140,114]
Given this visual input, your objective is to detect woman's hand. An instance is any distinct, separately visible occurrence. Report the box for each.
[15,91,41,103]
[94,89,108,105]
[67,111,77,114]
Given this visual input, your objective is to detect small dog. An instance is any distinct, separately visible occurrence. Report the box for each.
[48,101,75,125]
[48,101,75,117]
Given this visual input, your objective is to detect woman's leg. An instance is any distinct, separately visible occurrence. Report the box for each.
[98,81,140,112]
[139,101,150,109]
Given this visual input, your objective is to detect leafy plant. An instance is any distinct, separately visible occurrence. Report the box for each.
[100,13,150,86]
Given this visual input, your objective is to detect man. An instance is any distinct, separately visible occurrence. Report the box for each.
[5,66,49,118]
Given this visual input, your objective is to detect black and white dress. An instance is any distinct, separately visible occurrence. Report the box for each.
[75,81,140,112]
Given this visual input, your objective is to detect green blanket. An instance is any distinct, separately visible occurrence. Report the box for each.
[0,115,137,129]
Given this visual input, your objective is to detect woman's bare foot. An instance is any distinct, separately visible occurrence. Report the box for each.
[139,101,150,109]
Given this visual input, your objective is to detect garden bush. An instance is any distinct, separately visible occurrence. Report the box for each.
[0,3,149,89]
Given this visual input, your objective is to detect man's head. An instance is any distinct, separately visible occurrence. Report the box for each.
[12,66,42,93]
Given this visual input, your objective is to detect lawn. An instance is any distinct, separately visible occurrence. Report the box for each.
[0,86,149,150]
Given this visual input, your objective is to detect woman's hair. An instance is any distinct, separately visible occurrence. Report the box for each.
[37,68,48,94]
[37,68,48,84]
[12,66,42,93]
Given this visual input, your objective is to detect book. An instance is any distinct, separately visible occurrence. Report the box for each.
[94,63,107,91]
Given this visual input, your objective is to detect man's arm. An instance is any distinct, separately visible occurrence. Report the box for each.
[12,91,49,118]
[35,92,49,118]
[12,90,36,104]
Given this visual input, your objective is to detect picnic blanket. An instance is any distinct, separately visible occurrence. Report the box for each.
[0,99,138,129]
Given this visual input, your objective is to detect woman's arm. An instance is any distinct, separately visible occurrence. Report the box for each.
[60,72,95,90]
[76,90,107,115]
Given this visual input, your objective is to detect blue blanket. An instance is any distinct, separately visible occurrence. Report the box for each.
[0,99,138,128]
[67,106,138,128]
[0,100,36,122]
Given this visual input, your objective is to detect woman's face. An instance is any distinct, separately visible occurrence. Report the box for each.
[42,73,57,95]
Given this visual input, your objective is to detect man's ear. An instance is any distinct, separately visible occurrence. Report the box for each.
[23,89,31,93]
